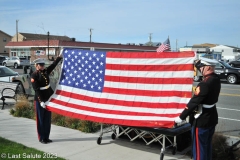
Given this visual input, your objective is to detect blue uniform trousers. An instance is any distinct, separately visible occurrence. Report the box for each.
[34,101,51,141]
[192,126,215,160]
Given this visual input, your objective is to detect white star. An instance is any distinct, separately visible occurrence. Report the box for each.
[101,54,104,57]
[85,76,88,79]
[88,80,91,84]
[68,81,71,84]
[100,62,103,66]
[99,70,103,74]
[91,85,94,88]
[98,86,101,90]
[83,84,86,87]
[76,82,79,86]
[93,53,96,57]
[92,61,96,65]
[64,50,68,53]
[73,78,76,81]
[72,51,75,54]
[85,60,88,64]
[99,78,102,82]
[78,52,82,55]
[92,69,95,73]
[82,72,85,75]
[70,73,73,77]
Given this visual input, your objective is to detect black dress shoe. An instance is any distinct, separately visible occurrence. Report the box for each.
[39,139,47,144]
[46,139,52,143]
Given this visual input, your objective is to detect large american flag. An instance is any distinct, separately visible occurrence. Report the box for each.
[156,37,171,52]
[46,48,195,128]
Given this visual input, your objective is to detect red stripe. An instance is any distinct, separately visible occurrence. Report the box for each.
[49,98,180,117]
[106,51,195,58]
[55,90,187,109]
[47,107,175,128]
[34,101,40,141]
[103,87,192,98]
[106,64,193,71]
[105,75,193,85]
[196,127,200,160]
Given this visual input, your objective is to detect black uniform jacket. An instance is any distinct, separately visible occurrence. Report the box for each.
[31,57,62,103]
[180,73,221,127]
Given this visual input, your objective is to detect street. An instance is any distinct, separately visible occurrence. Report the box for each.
[13,67,240,137]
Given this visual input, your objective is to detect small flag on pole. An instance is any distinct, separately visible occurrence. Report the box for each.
[156,37,171,52]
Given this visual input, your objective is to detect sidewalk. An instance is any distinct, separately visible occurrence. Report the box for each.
[0,103,190,160]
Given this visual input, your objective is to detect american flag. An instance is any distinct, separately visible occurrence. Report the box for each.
[46,49,195,128]
[157,37,171,52]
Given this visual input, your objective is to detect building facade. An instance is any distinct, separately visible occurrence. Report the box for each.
[5,40,158,63]
[0,30,12,56]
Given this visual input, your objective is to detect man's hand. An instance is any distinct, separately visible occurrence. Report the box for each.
[40,102,46,109]
[174,117,183,123]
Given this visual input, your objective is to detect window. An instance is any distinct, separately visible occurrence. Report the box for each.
[3,38,7,42]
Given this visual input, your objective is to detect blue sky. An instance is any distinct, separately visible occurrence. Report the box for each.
[1,0,240,49]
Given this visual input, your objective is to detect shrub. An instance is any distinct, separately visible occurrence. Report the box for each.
[10,95,34,119]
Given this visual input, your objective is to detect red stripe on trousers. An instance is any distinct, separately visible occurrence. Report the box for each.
[196,127,200,160]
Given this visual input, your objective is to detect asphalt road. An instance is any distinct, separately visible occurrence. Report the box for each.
[13,67,240,137]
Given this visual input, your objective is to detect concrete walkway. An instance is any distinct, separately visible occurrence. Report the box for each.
[0,103,190,160]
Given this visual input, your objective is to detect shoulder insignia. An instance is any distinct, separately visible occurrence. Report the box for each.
[31,78,35,83]
[194,86,200,95]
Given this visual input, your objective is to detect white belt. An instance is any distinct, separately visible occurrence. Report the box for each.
[202,104,215,108]
[40,84,50,90]
[194,104,215,119]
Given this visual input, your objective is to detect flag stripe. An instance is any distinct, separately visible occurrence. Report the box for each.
[54,89,188,109]
[49,98,182,117]
[55,85,191,104]
[47,102,177,121]
[103,87,192,97]
[106,63,193,71]
[106,51,193,58]
[105,70,193,78]
[105,76,193,85]
[48,107,174,128]
[106,57,193,65]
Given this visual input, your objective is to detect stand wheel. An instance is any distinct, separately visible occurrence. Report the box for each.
[97,137,102,145]
[160,153,164,160]
[172,146,177,155]
[111,133,116,140]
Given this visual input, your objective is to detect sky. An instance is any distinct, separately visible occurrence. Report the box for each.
[1,0,240,49]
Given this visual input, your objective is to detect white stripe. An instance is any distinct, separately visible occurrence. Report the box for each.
[105,70,194,78]
[51,85,191,104]
[104,81,193,92]
[47,94,185,114]
[47,102,176,121]
[106,57,194,65]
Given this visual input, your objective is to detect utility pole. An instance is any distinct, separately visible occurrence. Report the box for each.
[148,33,153,46]
[16,20,19,42]
[47,31,50,60]
[89,28,93,42]
[176,39,178,51]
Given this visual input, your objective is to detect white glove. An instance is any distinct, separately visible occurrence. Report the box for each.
[40,102,46,109]
[174,117,183,123]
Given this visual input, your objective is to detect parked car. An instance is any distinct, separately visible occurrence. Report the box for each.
[193,60,240,84]
[228,59,240,68]
[2,56,30,69]
[0,66,19,82]
[0,56,8,65]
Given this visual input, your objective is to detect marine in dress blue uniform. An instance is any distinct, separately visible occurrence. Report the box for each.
[175,58,221,160]
[31,57,62,144]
